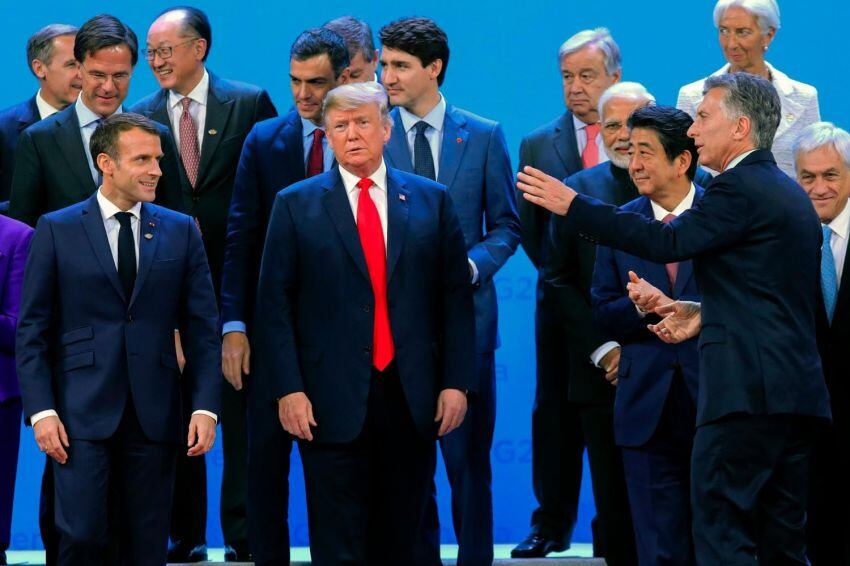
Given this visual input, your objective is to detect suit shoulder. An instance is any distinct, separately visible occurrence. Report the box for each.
[522,114,566,144]
[0,98,33,122]
[0,214,34,242]
[21,111,61,137]
[394,169,446,195]
[147,203,193,224]
[450,106,499,130]
[788,77,818,100]
[42,199,89,224]
[129,90,162,113]
[621,196,649,213]
[214,76,268,99]
[565,162,609,186]
[678,77,706,99]
[251,112,296,140]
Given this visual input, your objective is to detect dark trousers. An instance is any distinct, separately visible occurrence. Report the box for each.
[246,374,292,566]
[621,374,696,566]
[169,378,207,548]
[692,414,814,565]
[578,402,637,566]
[806,417,850,565]
[299,365,439,566]
[220,381,249,547]
[54,399,177,566]
[39,457,58,565]
[529,286,585,545]
[0,397,21,555]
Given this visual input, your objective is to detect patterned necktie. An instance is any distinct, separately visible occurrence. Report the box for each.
[822,224,838,324]
[582,122,601,169]
[662,213,679,290]
[356,178,394,370]
[115,211,136,301]
[93,118,103,187]
[413,121,436,180]
[307,129,325,177]
[179,97,200,188]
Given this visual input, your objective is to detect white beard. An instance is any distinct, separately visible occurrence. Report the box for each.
[603,143,630,169]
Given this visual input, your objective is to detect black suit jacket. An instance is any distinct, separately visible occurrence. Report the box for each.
[131,72,277,292]
[0,96,39,206]
[8,104,185,227]
[561,150,831,425]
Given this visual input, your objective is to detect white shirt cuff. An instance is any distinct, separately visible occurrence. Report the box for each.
[222,321,247,336]
[590,341,620,368]
[635,304,648,318]
[193,410,218,423]
[468,258,479,284]
[31,409,58,426]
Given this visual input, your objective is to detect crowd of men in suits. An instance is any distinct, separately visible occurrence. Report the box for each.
[0,1,848,565]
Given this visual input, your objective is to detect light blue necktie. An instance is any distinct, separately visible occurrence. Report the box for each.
[821,224,838,324]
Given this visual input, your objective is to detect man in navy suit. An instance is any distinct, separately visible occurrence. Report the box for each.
[379,18,520,565]
[218,28,349,565]
[131,8,277,561]
[254,81,474,565]
[16,113,221,566]
[0,24,79,211]
[521,72,831,564]
[591,106,703,565]
[512,28,621,558]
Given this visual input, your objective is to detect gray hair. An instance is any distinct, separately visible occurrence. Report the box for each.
[26,23,77,77]
[323,81,393,126]
[598,82,656,121]
[323,16,376,63]
[703,73,780,150]
[793,122,850,171]
[713,0,781,34]
[557,28,621,76]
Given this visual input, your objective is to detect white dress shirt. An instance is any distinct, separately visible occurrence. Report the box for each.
[35,90,61,120]
[167,68,209,150]
[75,97,122,185]
[572,114,609,166]
[825,198,850,288]
[339,160,389,247]
[31,189,217,425]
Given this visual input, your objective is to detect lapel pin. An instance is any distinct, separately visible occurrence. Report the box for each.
[399,194,406,202]
[456,137,463,143]
[148,221,156,228]
[144,233,153,240]
[208,128,218,136]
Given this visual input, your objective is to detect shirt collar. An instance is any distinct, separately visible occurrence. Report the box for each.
[35,90,61,120]
[339,159,388,196]
[826,198,850,240]
[572,113,598,132]
[725,149,758,171]
[301,116,325,139]
[399,93,446,134]
[168,68,209,110]
[96,188,142,222]
[75,95,121,128]
[650,183,697,221]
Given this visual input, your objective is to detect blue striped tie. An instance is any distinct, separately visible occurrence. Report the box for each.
[822,224,838,324]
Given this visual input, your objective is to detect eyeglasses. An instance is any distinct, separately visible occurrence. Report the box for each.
[601,120,626,134]
[81,64,131,86]
[145,38,199,61]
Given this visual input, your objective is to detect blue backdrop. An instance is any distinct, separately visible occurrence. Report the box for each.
[5,0,849,551]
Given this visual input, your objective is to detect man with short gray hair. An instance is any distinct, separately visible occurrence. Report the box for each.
[520,72,830,563]
[323,16,378,82]
[794,121,850,565]
[0,24,80,210]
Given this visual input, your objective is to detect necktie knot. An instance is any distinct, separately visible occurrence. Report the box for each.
[414,121,429,135]
[581,123,601,169]
[181,97,192,111]
[823,224,833,241]
[314,129,325,141]
[114,211,133,228]
[585,123,600,137]
[662,213,677,224]
[357,177,374,192]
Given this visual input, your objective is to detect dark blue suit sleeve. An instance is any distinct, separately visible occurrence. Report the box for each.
[178,217,222,415]
[516,136,545,268]
[591,245,649,342]
[9,129,45,227]
[155,127,187,213]
[16,215,58,418]
[467,124,520,283]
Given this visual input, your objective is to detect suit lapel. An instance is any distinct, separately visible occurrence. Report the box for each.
[437,106,469,190]
[129,204,159,308]
[17,97,39,132]
[149,90,171,131]
[554,113,582,173]
[633,198,672,293]
[322,170,369,280]
[80,195,124,302]
[385,169,409,283]
[385,113,413,172]
[53,108,96,197]
[197,75,233,188]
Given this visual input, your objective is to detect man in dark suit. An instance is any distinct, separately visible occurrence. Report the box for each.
[794,122,850,565]
[521,72,831,564]
[591,106,704,566]
[512,28,621,558]
[0,215,33,565]
[378,17,519,566]
[323,16,378,82]
[0,24,80,211]
[254,80,474,566]
[16,113,220,566]
[219,28,349,565]
[9,14,184,228]
[131,8,277,561]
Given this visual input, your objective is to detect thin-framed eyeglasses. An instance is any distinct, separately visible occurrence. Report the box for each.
[145,37,200,61]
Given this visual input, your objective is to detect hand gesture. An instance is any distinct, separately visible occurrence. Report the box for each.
[517,166,578,216]
[648,301,702,343]
[626,271,671,313]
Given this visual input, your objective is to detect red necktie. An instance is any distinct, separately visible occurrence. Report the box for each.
[307,129,325,177]
[662,213,679,288]
[356,178,394,370]
[582,122,601,169]
[179,97,200,188]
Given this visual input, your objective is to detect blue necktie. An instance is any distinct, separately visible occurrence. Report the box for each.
[821,224,838,324]
[413,121,436,181]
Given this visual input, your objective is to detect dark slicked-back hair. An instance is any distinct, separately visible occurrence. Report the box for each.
[74,14,139,66]
[26,23,78,77]
[90,113,160,173]
[628,105,700,180]
[323,16,375,63]
[379,17,449,85]
[290,28,350,78]
[159,6,212,61]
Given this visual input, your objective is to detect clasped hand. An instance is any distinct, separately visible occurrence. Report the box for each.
[627,271,701,343]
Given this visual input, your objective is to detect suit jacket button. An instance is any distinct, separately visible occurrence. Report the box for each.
[126,314,134,322]
[363,346,372,354]
[362,305,371,313]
